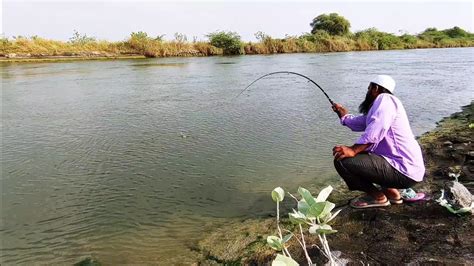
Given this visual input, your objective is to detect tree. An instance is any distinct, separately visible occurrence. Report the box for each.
[310,13,351,36]
[207,31,243,55]
[443,26,469,38]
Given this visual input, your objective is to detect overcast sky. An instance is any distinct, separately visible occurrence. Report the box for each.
[2,0,473,41]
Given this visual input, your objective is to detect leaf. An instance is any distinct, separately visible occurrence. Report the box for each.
[267,235,283,251]
[308,202,325,217]
[297,200,310,214]
[320,212,331,223]
[308,201,335,219]
[272,254,299,266]
[272,187,285,202]
[325,209,342,223]
[319,201,336,218]
[309,224,337,235]
[308,224,321,234]
[298,187,316,206]
[318,224,338,234]
[289,210,307,224]
[282,233,293,243]
[315,185,333,202]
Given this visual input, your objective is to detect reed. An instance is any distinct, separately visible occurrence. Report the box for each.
[1,27,473,60]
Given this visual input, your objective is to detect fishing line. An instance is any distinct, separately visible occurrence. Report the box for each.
[236,71,335,106]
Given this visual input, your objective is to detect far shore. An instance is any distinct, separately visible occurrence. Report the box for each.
[1,46,473,63]
[0,54,146,63]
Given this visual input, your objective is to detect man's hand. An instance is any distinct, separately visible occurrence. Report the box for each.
[332,103,348,118]
[332,145,356,160]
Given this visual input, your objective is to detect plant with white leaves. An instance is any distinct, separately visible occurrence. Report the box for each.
[267,186,340,266]
[268,187,295,263]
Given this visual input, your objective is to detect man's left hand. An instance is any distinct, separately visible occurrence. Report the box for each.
[332,145,356,160]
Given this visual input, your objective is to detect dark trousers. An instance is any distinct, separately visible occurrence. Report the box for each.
[334,153,417,192]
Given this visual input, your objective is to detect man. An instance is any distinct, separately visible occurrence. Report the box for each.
[332,75,425,208]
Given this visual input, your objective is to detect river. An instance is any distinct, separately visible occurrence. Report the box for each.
[1,48,473,264]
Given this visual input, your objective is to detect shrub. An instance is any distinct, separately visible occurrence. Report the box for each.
[206,31,243,55]
[443,26,470,38]
[69,30,96,45]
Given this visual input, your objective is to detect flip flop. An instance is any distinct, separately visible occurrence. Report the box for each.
[403,192,426,203]
[389,198,403,204]
[400,188,426,203]
[350,195,391,209]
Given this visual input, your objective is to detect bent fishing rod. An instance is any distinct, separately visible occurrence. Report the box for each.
[236,71,335,106]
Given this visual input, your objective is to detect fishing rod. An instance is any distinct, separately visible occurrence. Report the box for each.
[236,71,335,106]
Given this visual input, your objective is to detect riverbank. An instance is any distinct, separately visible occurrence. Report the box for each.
[2,27,473,63]
[0,54,146,63]
[195,103,474,264]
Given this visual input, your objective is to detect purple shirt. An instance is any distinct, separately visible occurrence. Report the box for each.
[341,94,425,182]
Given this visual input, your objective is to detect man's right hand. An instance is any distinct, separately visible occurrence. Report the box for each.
[332,103,348,118]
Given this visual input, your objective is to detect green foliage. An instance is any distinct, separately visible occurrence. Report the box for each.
[399,34,418,48]
[268,186,340,265]
[207,31,243,55]
[417,26,473,45]
[443,26,470,38]
[310,13,351,36]
[2,24,473,60]
[355,28,403,50]
[69,30,96,45]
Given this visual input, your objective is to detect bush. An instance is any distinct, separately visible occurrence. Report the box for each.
[128,31,152,54]
[206,31,243,55]
[355,28,403,50]
[69,30,96,45]
[443,26,470,38]
[310,13,351,36]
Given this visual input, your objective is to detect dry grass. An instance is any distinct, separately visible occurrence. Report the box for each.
[1,31,473,60]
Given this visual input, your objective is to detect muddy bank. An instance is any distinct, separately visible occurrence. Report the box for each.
[0,53,145,63]
[196,103,474,265]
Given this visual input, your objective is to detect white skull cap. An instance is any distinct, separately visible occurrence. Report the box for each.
[370,75,396,93]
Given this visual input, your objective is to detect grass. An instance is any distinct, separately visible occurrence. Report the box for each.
[1,27,473,61]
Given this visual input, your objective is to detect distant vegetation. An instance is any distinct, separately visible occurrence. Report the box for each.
[1,13,473,60]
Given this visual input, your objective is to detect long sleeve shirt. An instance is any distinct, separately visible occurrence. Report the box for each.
[341,93,425,182]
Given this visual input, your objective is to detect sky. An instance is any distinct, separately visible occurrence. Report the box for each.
[2,0,473,41]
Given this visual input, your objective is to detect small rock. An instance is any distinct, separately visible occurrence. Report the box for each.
[443,181,473,210]
[446,235,455,245]
[467,151,474,158]
[6,53,17,58]
[443,141,453,146]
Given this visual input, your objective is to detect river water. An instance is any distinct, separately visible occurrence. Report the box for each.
[1,48,473,264]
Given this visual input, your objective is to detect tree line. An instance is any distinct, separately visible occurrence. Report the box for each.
[1,13,473,58]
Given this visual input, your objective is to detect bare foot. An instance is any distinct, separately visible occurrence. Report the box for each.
[382,188,401,200]
[367,189,388,203]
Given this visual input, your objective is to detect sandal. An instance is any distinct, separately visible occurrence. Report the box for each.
[350,195,391,209]
[388,197,403,204]
[401,189,426,203]
[381,187,403,204]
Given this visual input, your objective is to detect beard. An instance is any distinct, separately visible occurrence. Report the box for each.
[358,91,374,115]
